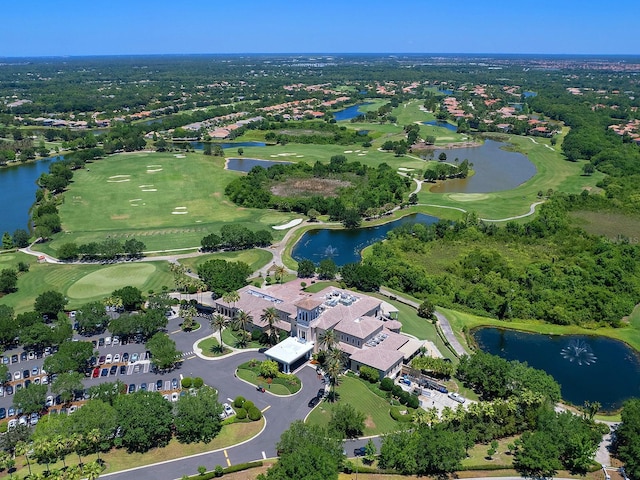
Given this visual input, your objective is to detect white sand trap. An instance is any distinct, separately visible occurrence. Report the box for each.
[272,218,303,230]
[171,211,188,215]
[357,153,366,156]
[196,220,202,223]
[147,165,162,168]
[109,175,130,179]
[107,179,130,183]
[174,207,187,210]
[296,155,304,158]
[398,167,415,171]
[130,198,142,202]
[343,150,353,153]
[142,189,157,192]
[270,155,278,157]
[146,168,163,173]
[130,204,139,207]
[355,150,361,153]
[138,185,154,188]
[174,154,186,158]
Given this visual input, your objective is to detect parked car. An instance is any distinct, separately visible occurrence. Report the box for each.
[448,392,466,404]
[20,352,27,361]
[119,365,127,375]
[128,384,136,393]
[113,354,121,363]
[11,354,18,363]
[105,354,112,364]
[156,379,163,391]
[140,382,147,391]
[92,367,100,378]
[131,353,139,363]
[8,419,17,429]
[317,388,326,398]
[112,336,120,346]
[13,371,21,380]
[22,369,30,379]
[98,355,106,365]
[110,365,118,375]
[32,366,39,376]
[100,368,109,377]
[8,406,16,417]
[46,395,54,407]
[308,396,320,408]
[98,338,105,347]
[171,378,178,389]
[122,352,129,362]
[0,407,5,419]
[354,447,366,457]
[6,385,13,395]
[223,403,234,416]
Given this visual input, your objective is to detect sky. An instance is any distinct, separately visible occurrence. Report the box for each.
[1,0,638,57]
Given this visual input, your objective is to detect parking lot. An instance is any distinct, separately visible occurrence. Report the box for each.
[0,331,185,423]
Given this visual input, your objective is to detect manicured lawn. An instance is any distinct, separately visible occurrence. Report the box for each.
[1,255,174,314]
[179,249,273,273]
[460,435,518,469]
[303,280,342,293]
[306,375,400,436]
[197,336,232,357]
[236,360,301,395]
[11,419,264,478]
[45,150,299,254]
[221,328,263,349]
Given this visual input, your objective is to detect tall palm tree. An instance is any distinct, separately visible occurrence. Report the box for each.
[260,307,280,346]
[86,429,102,463]
[232,310,253,347]
[83,460,103,480]
[53,435,68,468]
[68,433,83,467]
[64,465,82,480]
[14,441,31,477]
[210,313,228,352]
[318,328,338,352]
[274,265,286,284]
[222,290,240,314]
[179,304,198,331]
[325,348,345,401]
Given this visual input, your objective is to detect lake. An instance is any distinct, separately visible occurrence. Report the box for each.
[428,139,536,193]
[423,120,458,132]
[292,213,439,266]
[473,327,640,411]
[226,158,291,173]
[332,103,373,121]
[0,156,63,234]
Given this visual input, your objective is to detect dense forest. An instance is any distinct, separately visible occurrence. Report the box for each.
[366,196,640,327]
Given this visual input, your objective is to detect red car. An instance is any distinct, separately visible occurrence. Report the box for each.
[92,367,100,378]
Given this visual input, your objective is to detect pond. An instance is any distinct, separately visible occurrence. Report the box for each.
[523,91,537,98]
[423,120,458,132]
[473,327,640,411]
[332,103,373,121]
[427,139,537,193]
[226,158,291,173]
[292,213,439,266]
[0,156,63,234]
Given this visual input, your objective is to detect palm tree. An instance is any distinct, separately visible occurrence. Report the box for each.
[64,465,82,480]
[222,290,240,315]
[32,438,53,473]
[14,441,31,477]
[210,314,228,352]
[83,461,103,480]
[53,435,68,468]
[274,265,286,284]
[86,429,102,463]
[232,310,253,347]
[318,328,338,352]
[260,307,280,346]
[179,304,198,331]
[68,433,83,467]
[0,451,15,479]
[325,348,345,401]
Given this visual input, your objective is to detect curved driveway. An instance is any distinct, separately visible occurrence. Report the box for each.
[103,321,322,479]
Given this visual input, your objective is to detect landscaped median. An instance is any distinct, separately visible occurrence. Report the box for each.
[197,336,233,357]
[236,359,301,395]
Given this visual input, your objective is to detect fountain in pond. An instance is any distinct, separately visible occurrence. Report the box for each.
[324,245,338,257]
[560,339,597,366]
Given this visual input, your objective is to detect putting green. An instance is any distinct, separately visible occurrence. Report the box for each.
[66,263,157,300]
[447,193,491,202]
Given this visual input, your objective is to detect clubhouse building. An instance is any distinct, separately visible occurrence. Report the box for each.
[212,280,423,379]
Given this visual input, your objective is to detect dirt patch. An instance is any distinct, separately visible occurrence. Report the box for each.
[110,214,130,220]
[364,414,376,430]
[271,178,351,197]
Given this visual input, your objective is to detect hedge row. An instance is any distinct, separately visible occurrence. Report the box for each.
[192,461,264,479]
[389,406,413,422]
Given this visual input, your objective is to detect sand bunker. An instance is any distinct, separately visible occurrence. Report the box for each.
[174,207,187,210]
[398,167,414,171]
[147,165,162,168]
[275,153,297,157]
[272,218,303,230]
[447,193,491,202]
[171,211,188,215]
[138,185,154,188]
[343,150,353,153]
[130,198,142,202]
[142,189,157,192]
[174,154,186,158]
[296,155,304,158]
[146,168,163,173]
[109,175,130,179]
[357,153,366,156]
[107,179,130,183]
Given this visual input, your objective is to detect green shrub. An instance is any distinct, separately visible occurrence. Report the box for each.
[248,406,262,421]
[233,396,245,408]
[243,400,255,410]
[213,465,224,477]
[391,384,402,397]
[193,377,204,388]
[390,406,413,422]
[251,329,262,341]
[380,377,394,391]
[236,407,247,419]
[359,365,379,383]
[407,394,420,409]
[181,377,193,388]
[223,461,263,474]
[399,391,410,405]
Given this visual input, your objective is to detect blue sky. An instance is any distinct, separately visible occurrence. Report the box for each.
[2,0,638,57]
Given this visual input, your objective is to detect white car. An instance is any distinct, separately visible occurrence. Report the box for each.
[105,354,112,364]
[171,392,179,402]
[68,405,77,414]
[8,419,17,429]
[448,392,466,404]
[223,403,235,417]
[112,336,120,346]
[105,337,112,346]
[46,395,54,407]
[13,371,21,380]
[113,354,121,363]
